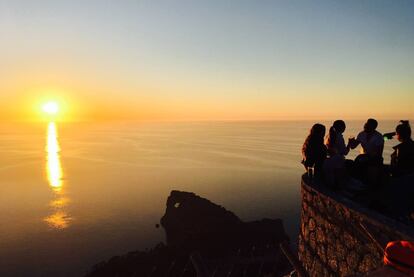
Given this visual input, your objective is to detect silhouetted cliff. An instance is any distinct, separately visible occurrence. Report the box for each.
[86,190,291,277]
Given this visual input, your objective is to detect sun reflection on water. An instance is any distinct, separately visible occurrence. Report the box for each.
[46,122,62,190]
[44,122,72,229]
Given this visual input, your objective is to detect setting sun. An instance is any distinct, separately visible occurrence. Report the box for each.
[42,101,59,115]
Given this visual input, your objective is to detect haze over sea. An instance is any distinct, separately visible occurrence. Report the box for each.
[0,120,399,276]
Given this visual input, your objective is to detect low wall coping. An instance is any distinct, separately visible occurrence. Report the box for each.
[301,174,414,241]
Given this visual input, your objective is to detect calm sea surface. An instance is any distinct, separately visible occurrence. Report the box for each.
[0,120,399,276]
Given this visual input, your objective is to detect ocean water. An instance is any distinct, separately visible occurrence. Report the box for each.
[0,120,399,276]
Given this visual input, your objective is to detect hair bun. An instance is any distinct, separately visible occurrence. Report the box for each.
[400,120,410,125]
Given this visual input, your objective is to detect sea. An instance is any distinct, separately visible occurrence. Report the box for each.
[0,120,399,276]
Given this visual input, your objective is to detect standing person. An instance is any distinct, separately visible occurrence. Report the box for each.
[391,120,414,177]
[302,123,327,178]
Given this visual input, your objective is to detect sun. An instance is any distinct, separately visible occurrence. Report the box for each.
[42,101,60,115]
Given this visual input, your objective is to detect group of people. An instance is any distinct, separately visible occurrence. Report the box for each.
[301,119,414,218]
[302,119,414,182]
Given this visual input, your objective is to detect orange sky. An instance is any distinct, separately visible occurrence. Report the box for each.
[1,1,413,122]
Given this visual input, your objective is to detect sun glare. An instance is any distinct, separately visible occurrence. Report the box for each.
[42,101,59,115]
[46,122,62,190]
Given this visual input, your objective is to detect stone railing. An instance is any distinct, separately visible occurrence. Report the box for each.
[298,175,414,277]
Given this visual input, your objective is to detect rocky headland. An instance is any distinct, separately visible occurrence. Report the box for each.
[86,190,292,277]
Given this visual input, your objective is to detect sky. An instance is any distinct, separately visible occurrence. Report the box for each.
[0,0,413,122]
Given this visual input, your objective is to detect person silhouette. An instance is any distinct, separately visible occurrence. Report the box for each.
[323,120,351,187]
[326,120,350,158]
[348,119,384,186]
[302,123,327,178]
[391,120,414,177]
[349,118,384,164]
[378,121,414,217]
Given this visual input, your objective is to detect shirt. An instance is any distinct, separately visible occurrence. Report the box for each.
[356,130,384,156]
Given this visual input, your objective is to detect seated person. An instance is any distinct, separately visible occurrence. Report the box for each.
[391,120,414,177]
[302,123,327,178]
[371,121,414,217]
[349,119,384,186]
[326,120,350,158]
[349,118,384,164]
[323,120,351,187]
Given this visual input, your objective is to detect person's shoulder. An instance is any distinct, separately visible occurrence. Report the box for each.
[396,141,414,154]
[374,131,384,142]
[374,130,383,137]
[407,140,414,150]
[394,141,411,150]
[356,131,365,140]
[393,143,402,150]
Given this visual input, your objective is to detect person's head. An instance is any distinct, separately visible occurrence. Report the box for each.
[333,120,346,134]
[396,120,411,142]
[310,123,326,139]
[363,118,378,133]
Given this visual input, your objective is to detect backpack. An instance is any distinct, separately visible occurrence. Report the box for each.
[384,241,414,276]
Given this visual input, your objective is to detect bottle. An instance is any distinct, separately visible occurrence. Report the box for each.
[383,132,396,141]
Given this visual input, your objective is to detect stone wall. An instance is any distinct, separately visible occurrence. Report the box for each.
[298,175,414,277]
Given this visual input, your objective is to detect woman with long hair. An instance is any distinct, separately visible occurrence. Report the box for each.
[325,120,349,157]
[323,120,351,187]
[302,123,327,178]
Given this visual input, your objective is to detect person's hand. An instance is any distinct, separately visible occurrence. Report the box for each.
[347,137,357,148]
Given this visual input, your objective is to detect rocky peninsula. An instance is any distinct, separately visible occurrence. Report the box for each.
[86,190,292,277]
